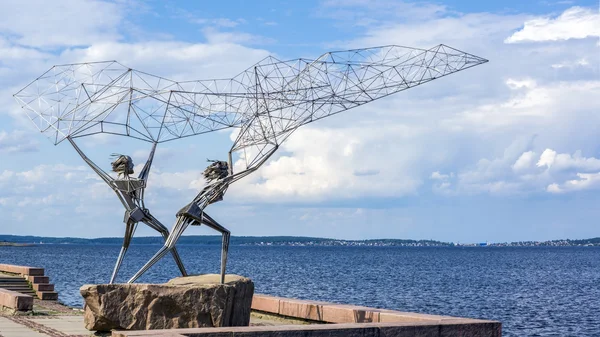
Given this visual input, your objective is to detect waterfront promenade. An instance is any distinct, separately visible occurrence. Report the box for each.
[0,263,500,336]
[1,296,501,337]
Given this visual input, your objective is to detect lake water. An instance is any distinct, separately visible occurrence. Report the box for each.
[1,244,598,336]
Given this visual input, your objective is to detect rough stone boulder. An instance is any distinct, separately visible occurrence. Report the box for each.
[80,274,254,332]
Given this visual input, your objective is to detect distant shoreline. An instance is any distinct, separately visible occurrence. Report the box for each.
[1,235,599,247]
[0,242,35,247]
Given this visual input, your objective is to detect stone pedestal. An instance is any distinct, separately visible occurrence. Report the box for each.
[80,274,254,332]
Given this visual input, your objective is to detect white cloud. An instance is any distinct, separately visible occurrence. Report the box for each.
[168,5,246,28]
[340,11,526,49]
[58,41,271,81]
[536,149,600,171]
[0,161,200,236]
[551,58,590,69]
[0,130,39,153]
[147,168,203,191]
[0,164,107,211]
[0,0,124,48]
[505,7,600,43]
[506,78,537,90]
[430,171,450,180]
[318,0,447,24]
[193,18,244,28]
[438,145,600,195]
[227,124,429,202]
[448,79,600,131]
[537,149,557,168]
[201,27,276,45]
[547,172,600,193]
[513,151,536,171]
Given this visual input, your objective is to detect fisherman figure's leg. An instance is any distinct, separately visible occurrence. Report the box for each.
[202,213,231,284]
[110,220,136,284]
[144,213,188,277]
[127,216,193,283]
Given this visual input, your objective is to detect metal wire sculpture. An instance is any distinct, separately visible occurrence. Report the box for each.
[14,44,487,284]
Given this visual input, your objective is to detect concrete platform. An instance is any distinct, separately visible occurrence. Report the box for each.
[0,293,501,337]
[111,294,501,337]
[0,264,44,277]
[112,321,501,337]
[0,288,33,312]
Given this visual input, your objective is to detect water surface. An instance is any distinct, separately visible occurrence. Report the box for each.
[1,244,598,336]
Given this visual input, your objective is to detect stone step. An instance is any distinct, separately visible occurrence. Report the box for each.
[0,286,32,291]
[27,275,49,284]
[0,281,30,285]
[8,292,36,297]
[0,278,29,281]
[37,291,58,301]
[0,284,31,288]
[0,282,30,286]
[0,290,36,296]
[0,265,56,301]
[32,283,55,291]
[0,278,37,297]
[0,290,35,295]
[0,278,26,282]
[0,284,31,289]
[0,288,33,311]
[0,284,29,288]
[0,264,44,276]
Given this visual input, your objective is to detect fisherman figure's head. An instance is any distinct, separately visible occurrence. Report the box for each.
[111,154,135,178]
[203,160,229,183]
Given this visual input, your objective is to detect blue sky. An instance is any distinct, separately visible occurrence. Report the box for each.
[0,0,598,242]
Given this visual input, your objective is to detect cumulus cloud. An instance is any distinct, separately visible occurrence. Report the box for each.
[448,78,600,131]
[59,41,270,80]
[192,18,244,28]
[436,143,600,195]
[0,0,124,48]
[430,171,450,180]
[338,10,526,50]
[547,173,600,193]
[318,0,447,24]
[0,164,108,221]
[505,7,600,43]
[227,125,426,202]
[0,130,39,153]
[551,58,590,69]
[146,168,204,191]
[536,149,600,171]
[201,27,276,46]
[505,78,537,90]
[0,161,202,236]
[512,151,536,171]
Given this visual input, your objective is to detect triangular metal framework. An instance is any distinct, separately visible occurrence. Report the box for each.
[15,44,487,170]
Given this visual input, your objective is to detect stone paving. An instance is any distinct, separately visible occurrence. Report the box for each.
[0,298,99,337]
[0,317,50,337]
[0,302,297,337]
[0,315,93,337]
[0,313,297,336]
